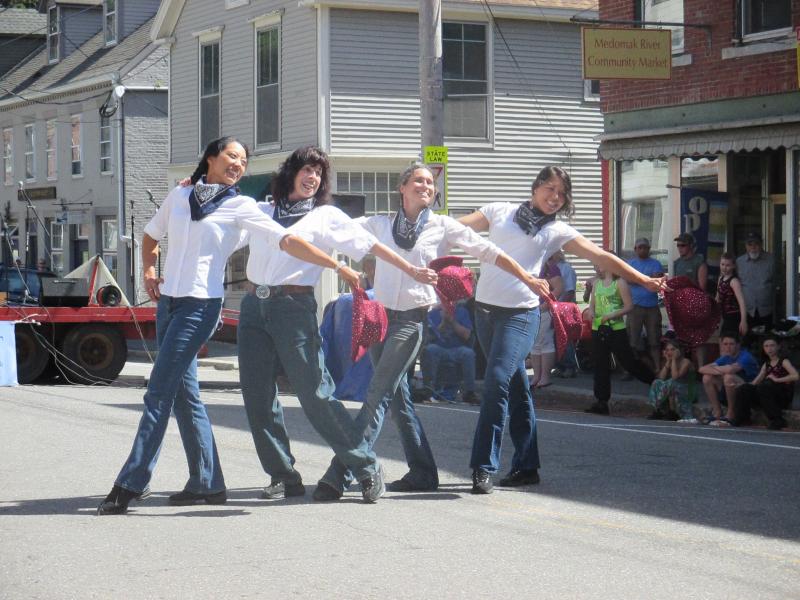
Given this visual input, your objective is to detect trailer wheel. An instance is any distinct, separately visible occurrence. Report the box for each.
[62,324,127,385]
[15,325,51,384]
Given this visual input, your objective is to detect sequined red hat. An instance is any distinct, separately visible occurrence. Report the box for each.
[429,256,474,316]
[351,287,388,362]
[547,294,583,360]
[663,275,720,349]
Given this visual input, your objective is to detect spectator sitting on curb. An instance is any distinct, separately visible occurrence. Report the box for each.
[732,336,798,430]
[419,301,480,405]
[647,337,695,422]
[697,333,759,427]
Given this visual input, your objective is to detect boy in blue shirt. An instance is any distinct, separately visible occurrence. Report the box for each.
[698,334,759,426]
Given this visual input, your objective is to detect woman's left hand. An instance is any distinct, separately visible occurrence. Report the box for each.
[643,276,671,294]
[177,176,191,187]
[337,265,361,292]
[412,266,438,285]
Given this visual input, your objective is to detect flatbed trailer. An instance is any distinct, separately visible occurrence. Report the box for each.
[1,305,240,385]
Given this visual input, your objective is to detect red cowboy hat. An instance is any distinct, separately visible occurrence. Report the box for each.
[429,256,474,316]
[351,287,388,362]
[663,275,720,349]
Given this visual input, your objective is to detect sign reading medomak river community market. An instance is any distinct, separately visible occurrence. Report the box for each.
[582,27,671,80]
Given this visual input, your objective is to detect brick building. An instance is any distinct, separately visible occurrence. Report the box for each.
[595,0,799,317]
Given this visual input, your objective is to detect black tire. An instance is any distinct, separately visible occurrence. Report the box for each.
[15,325,51,384]
[61,324,127,385]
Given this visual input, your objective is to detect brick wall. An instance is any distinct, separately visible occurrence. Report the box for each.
[599,0,800,114]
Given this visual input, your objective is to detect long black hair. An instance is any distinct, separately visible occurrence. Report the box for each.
[190,136,251,184]
[270,145,331,204]
[531,165,574,218]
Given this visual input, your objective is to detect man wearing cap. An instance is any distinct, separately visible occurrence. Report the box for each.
[736,231,775,333]
[673,232,708,291]
[626,238,664,370]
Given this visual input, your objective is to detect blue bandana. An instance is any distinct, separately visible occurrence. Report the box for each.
[392,206,430,250]
[188,178,239,221]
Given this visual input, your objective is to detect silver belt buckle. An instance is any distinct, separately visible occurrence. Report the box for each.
[255,285,272,299]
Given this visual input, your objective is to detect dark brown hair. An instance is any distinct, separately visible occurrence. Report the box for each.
[271,146,331,204]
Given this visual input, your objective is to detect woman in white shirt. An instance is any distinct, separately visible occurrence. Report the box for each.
[97,137,357,515]
[460,166,667,494]
[238,146,437,504]
[315,163,547,500]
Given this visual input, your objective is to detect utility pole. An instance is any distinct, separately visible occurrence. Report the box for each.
[419,0,443,150]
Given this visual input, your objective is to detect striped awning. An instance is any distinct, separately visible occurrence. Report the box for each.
[598,122,800,161]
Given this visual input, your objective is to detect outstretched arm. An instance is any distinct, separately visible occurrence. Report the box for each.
[279,235,360,290]
[369,242,438,285]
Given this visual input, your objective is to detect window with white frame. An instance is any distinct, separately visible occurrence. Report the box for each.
[103,0,117,45]
[50,220,65,274]
[336,171,400,216]
[584,79,600,102]
[255,22,280,147]
[24,124,35,181]
[70,115,82,176]
[47,6,59,63]
[100,115,112,173]
[101,219,118,276]
[199,40,220,151]
[740,0,791,39]
[46,119,56,180]
[443,22,488,140]
[638,0,684,54]
[2,128,12,186]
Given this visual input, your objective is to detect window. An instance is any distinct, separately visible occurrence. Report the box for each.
[100,115,112,173]
[47,6,59,63]
[50,220,65,274]
[638,0,684,54]
[103,0,117,45]
[101,219,117,276]
[70,115,82,176]
[255,25,280,147]
[2,128,12,186]
[46,119,56,180]
[336,171,400,216]
[443,22,488,139]
[617,159,670,268]
[740,0,791,39]
[24,124,35,181]
[584,79,600,102]
[199,41,220,151]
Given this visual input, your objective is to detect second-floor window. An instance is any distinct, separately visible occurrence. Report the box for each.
[48,6,59,63]
[443,22,488,140]
[740,0,791,39]
[104,0,117,45]
[24,124,35,181]
[256,25,280,147]
[71,115,82,177]
[200,41,220,152]
[638,0,684,54]
[46,119,57,180]
[2,128,12,186]
[100,115,112,173]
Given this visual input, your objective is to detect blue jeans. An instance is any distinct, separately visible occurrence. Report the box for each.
[237,292,377,483]
[420,343,477,393]
[116,295,225,494]
[320,310,438,492]
[470,304,541,474]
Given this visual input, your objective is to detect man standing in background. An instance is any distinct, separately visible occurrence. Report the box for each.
[627,238,664,371]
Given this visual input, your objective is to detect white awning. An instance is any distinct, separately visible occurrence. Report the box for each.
[599,122,800,161]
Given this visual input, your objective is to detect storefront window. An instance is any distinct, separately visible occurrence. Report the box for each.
[618,159,670,269]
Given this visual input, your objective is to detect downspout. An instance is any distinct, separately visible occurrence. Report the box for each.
[112,75,137,300]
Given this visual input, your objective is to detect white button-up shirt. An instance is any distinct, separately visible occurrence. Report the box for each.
[362,212,502,311]
[475,202,579,309]
[144,186,286,299]
[246,204,377,286]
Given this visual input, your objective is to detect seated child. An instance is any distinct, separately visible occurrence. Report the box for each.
[648,338,696,422]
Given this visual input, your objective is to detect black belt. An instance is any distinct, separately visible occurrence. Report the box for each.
[385,307,429,323]
[247,282,314,299]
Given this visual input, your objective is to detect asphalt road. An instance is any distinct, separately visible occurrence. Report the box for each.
[1,379,799,599]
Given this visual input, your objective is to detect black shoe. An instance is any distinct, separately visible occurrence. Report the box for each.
[498,469,540,487]
[96,484,143,516]
[647,409,665,420]
[262,478,306,499]
[387,476,438,493]
[360,463,386,504]
[585,400,610,415]
[312,481,343,502]
[462,391,481,405]
[168,489,227,506]
[471,469,493,494]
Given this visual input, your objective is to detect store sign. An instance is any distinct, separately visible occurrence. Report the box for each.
[17,186,56,201]
[582,27,671,80]
[680,188,728,276]
[423,145,448,214]
[796,27,800,88]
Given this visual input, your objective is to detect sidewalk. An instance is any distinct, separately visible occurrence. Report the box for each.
[121,339,800,429]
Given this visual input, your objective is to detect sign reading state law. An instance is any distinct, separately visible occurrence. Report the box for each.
[582,28,671,80]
